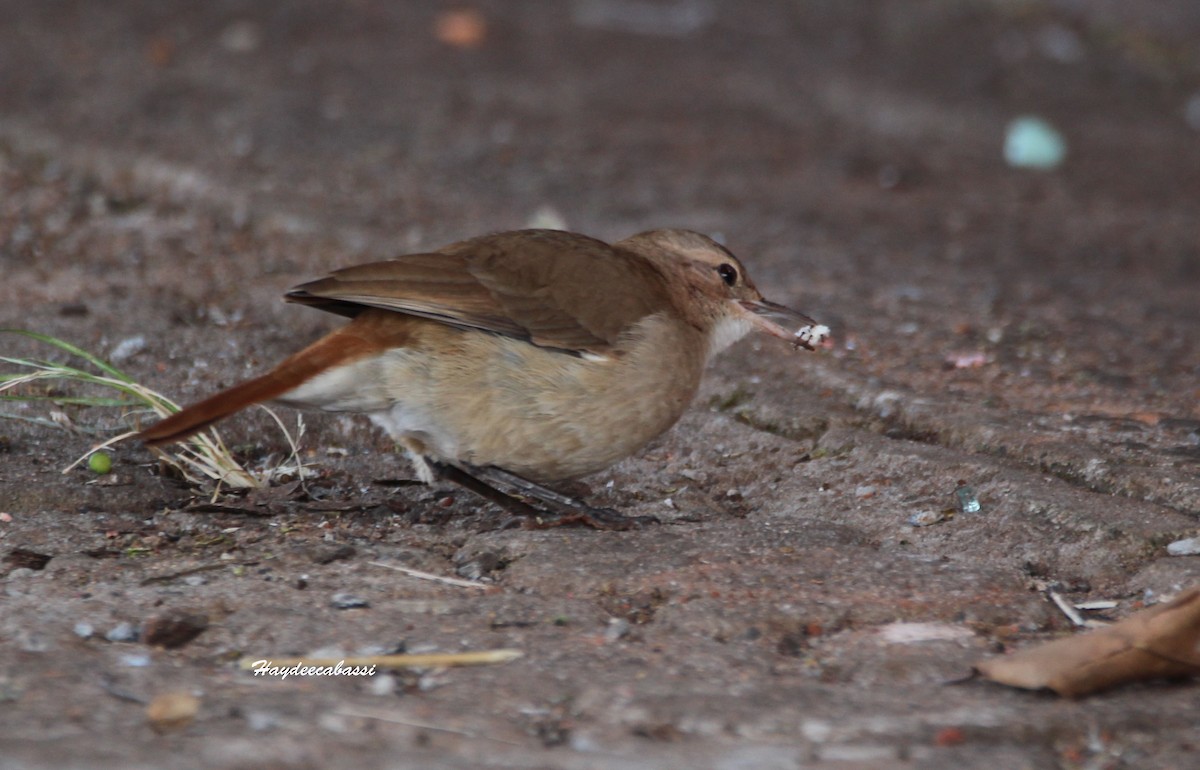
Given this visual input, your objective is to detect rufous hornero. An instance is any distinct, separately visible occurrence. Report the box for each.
[138,228,829,529]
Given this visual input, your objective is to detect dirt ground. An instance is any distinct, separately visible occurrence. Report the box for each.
[2,2,1199,768]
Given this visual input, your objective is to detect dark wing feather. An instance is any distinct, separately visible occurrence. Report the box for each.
[286,230,667,354]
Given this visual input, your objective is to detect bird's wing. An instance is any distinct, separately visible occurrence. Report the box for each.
[285,230,667,355]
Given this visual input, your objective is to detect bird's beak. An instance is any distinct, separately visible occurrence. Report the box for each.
[738,299,831,351]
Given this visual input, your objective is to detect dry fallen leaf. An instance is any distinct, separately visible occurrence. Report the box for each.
[435,9,487,49]
[975,587,1200,697]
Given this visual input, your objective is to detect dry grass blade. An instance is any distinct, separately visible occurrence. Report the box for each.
[240,649,523,671]
[0,328,278,489]
[256,405,314,490]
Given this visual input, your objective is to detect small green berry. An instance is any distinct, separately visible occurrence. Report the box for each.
[88,451,113,475]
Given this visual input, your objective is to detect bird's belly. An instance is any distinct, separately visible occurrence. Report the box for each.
[355,319,708,482]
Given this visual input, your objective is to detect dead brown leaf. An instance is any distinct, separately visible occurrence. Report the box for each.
[435,9,487,49]
[975,587,1200,697]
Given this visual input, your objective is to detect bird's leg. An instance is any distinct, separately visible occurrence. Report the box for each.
[426,461,542,518]
[428,460,657,531]
[468,463,660,531]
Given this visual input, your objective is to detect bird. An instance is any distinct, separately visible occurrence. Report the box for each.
[138,228,829,528]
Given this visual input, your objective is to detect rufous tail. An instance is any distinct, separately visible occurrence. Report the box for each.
[138,311,408,446]
[139,366,306,447]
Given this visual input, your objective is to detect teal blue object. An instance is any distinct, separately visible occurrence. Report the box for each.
[954,484,981,514]
[1004,116,1066,170]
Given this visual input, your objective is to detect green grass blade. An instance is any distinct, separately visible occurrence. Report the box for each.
[0,394,136,407]
[0,328,137,383]
[1,329,279,490]
[0,412,76,430]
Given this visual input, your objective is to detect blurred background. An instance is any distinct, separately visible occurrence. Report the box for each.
[5,1,1198,251]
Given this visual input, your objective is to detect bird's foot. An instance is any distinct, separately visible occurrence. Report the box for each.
[429,460,657,531]
[503,506,658,531]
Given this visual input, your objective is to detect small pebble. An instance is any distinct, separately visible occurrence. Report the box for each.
[74,622,95,639]
[244,710,282,732]
[953,483,981,514]
[317,712,354,733]
[308,543,356,565]
[418,671,447,692]
[331,592,369,609]
[1166,536,1200,556]
[367,673,397,697]
[109,335,147,363]
[146,691,200,733]
[121,652,152,667]
[945,351,989,369]
[105,622,139,643]
[17,631,50,652]
[604,618,631,643]
[455,550,501,580]
[908,510,949,527]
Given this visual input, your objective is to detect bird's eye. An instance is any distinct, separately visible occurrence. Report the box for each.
[717,263,738,286]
